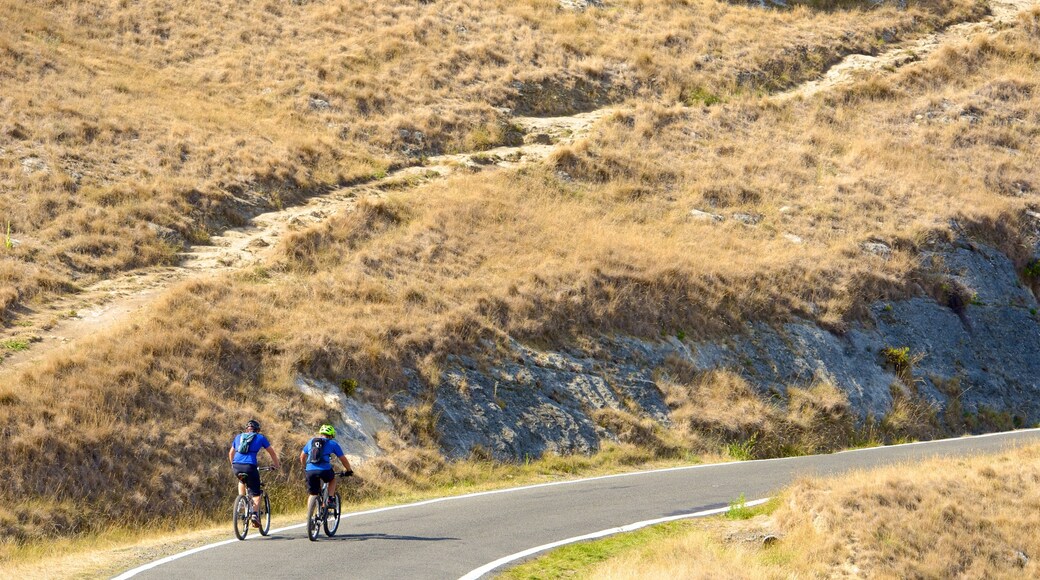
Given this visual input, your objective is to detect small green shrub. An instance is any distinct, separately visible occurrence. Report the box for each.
[2,339,30,351]
[339,378,358,397]
[726,493,754,520]
[1024,260,1040,278]
[882,346,911,372]
[681,86,722,107]
[727,433,757,461]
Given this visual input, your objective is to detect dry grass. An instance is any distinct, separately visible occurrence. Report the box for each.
[0,0,1037,557]
[0,0,981,318]
[0,439,713,576]
[587,443,1040,579]
[665,370,877,458]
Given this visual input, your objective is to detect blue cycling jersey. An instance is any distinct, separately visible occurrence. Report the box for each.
[301,437,344,472]
[231,432,271,465]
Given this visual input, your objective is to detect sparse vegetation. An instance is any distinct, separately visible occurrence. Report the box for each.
[725,493,754,520]
[0,0,985,318]
[882,345,912,373]
[563,444,1040,579]
[1,0,1038,569]
[1,339,30,352]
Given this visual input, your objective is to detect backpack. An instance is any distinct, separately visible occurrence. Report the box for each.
[307,437,327,464]
[236,432,256,454]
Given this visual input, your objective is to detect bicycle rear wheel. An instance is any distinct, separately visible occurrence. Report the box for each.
[323,492,341,537]
[258,492,271,536]
[233,495,250,541]
[306,496,321,541]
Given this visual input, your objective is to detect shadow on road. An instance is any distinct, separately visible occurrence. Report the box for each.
[664,502,727,517]
[328,532,460,543]
[247,532,460,543]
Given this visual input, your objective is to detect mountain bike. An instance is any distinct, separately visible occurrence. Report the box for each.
[233,466,275,540]
[306,471,351,541]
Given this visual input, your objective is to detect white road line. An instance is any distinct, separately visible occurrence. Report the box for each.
[456,498,771,580]
[112,428,1040,579]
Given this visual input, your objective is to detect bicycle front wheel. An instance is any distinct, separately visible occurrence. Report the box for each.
[233,495,250,541]
[259,492,271,536]
[323,493,341,537]
[306,496,321,541]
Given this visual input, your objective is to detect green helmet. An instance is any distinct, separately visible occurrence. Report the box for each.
[318,424,336,437]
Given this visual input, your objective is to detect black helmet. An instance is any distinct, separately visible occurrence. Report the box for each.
[246,419,261,432]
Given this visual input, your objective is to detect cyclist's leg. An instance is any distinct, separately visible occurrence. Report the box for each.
[233,462,259,502]
[306,470,323,503]
[323,469,337,507]
[241,465,264,513]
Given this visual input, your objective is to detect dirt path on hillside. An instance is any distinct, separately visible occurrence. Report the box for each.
[0,108,615,376]
[1,0,1035,378]
[780,0,1034,100]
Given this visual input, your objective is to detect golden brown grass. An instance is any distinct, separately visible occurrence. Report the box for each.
[0,0,1037,558]
[1,0,981,319]
[584,443,1040,579]
[0,441,718,578]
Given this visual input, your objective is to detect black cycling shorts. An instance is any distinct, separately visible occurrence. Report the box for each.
[306,469,335,496]
[233,463,263,497]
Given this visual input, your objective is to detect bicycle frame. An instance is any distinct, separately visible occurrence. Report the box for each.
[233,466,275,540]
[307,471,349,541]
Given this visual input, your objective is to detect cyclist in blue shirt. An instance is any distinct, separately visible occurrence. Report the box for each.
[229,419,281,526]
[299,424,353,511]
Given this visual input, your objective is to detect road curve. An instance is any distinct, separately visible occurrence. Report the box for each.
[119,429,1040,580]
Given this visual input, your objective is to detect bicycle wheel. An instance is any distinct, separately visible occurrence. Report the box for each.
[233,495,250,541]
[323,492,341,537]
[258,492,271,536]
[306,496,321,541]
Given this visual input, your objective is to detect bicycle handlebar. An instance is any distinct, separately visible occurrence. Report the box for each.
[258,466,278,472]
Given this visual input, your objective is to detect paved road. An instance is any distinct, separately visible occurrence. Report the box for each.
[122,430,1040,579]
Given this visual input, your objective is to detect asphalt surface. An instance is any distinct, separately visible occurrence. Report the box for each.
[123,429,1040,579]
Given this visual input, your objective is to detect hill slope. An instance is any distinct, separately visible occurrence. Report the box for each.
[1,0,1039,562]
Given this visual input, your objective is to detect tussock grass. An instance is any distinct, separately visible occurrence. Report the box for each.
[0,0,1037,556]
[0,440,710,577]
[0,0,978,318]
[577,444,1040,579]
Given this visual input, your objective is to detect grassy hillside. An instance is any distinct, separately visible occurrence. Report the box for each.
[1,0,1038,564]
[0,0,982,317]
[524,443,1040,579]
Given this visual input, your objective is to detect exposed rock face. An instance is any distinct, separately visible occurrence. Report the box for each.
[509,71,626,117]
[424,338,673,460]
[21,156,48,175]
[296,376,394,462]
[391,236,1040,460]
[690,208,725,222]
[558,0,603,9]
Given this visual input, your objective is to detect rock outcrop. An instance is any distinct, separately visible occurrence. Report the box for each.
[393,234,1040,460]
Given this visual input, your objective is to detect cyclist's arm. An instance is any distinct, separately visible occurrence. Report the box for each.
[299,451,307,466]
[265,446,281,470]
[336,455,353,474]
[228,446,236,464]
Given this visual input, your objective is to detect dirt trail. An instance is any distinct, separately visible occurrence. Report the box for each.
[0,108,615,376]
[780,0,1034,100]
[1,0,1035,377]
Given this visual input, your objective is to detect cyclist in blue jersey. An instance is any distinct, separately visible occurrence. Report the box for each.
[299,424,353,511]
[229,419,281,526]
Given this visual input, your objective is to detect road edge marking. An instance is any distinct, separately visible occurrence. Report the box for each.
[111,428,1040,578]
[456,498,771,580]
